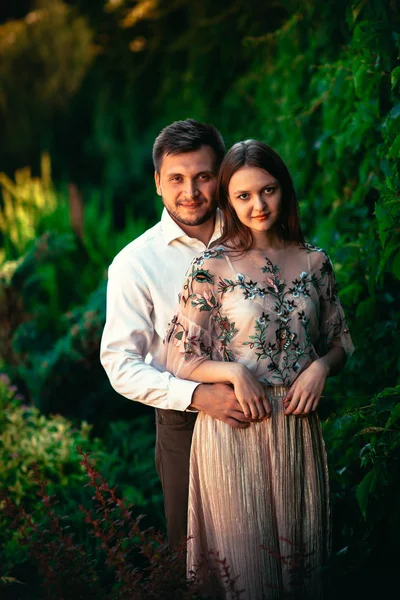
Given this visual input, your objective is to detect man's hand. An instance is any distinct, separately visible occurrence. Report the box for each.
[190,383,253,429]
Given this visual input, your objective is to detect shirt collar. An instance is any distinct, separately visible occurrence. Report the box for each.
[161,207,223,247]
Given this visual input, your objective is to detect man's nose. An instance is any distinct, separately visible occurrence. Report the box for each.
[185,180,200,198]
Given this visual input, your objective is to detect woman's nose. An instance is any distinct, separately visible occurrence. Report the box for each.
[254,194,266,209]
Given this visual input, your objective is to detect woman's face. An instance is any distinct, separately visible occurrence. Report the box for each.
[227,166,282,239]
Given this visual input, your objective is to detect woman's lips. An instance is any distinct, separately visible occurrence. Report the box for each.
[253,213,270,220]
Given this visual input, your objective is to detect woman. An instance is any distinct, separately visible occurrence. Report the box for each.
[163,140,354,599]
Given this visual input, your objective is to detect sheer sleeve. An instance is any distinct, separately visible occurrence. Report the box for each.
[163,255,223,380]
[317,253,354,357]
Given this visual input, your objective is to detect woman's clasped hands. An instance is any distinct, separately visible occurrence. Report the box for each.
[230,363,272,421]
[283,359,329,416]
[229,359,330,421]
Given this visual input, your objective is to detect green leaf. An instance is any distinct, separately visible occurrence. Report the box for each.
[357,426,385,435]
[352,0,368,22]
[388,134,400,159]
[355,296,375,321]
[391,66,400,90]
[384,102,400,121]
[354,64,370,97]
[356,469,376,519]
[385,176,397,192]
[385,402,400,429]
[374,202,391,246]
[376,239,398,280]
[0,576,25,586]
[376,390,398,415]
[339,281,363,303]
[174,331,183,340]
[376,385,400,398]
[392,249,400,281]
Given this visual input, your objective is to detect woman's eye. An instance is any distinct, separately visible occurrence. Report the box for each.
[238,193,249,200]
[264,187,275,194]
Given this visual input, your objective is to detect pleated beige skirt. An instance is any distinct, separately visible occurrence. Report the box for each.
[187,386,331,599]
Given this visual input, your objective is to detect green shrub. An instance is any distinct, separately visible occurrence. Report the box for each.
[2,450,238,600]
[0,374,164,585]
[0,158,148,423]
[100,418,164,526]
[0,373,98,507]
[0,373,97,578]
[321,385,400,595]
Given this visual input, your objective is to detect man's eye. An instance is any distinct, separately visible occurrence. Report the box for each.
[198,174,210,181]
[171,176,182,182]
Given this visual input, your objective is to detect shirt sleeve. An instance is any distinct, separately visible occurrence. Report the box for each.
[100,255,200,412]
[163,257,223,380]
[317,253,354,357]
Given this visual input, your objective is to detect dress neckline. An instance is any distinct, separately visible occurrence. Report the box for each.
[248,241,298,253]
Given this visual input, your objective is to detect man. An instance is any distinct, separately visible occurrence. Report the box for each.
[100,119,251,547]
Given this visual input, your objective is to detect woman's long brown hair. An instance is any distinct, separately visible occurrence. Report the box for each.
[217,140,304,251]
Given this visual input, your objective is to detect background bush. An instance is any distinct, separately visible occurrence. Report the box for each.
[0,376,164,597]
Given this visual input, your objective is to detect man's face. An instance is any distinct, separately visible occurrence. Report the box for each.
[155,146,218,227]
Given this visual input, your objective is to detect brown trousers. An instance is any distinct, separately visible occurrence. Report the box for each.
[155,408,198,548]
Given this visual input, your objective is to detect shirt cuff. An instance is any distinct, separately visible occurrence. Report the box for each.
[168,377,200,412]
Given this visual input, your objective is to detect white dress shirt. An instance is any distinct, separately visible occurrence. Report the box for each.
[100,207,223,411]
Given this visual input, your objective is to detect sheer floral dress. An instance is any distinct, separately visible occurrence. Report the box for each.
[162,243,354,599]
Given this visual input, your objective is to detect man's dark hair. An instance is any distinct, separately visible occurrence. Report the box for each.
[152,118,225,172]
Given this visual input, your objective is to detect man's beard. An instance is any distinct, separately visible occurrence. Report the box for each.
[163,202,215,227]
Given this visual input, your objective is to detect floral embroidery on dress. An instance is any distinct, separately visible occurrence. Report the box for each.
[218,274,267,300]
[299,241,324,254]
[164,244,354,380]
[213,313,238,362]
[168,315,213,359]
[240,258,316,385]
[192,246,226,267]
[165,249,239,362]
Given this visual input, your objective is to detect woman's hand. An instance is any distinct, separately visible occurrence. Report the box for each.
[230,364,272,420]
[283,359,329,416]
